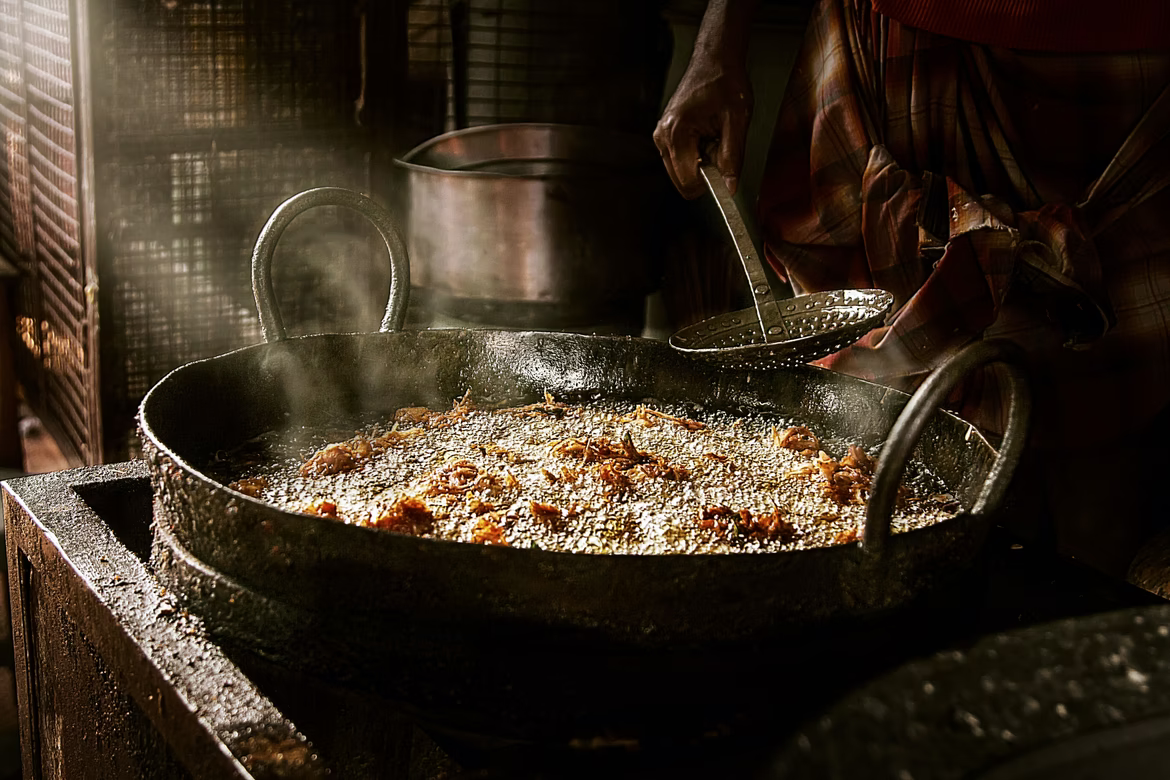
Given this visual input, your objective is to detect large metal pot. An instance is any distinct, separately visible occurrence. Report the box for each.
[141,188,1030,745]
[394,123,666,328]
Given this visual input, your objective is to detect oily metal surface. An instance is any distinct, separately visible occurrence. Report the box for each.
[769,605,1170,780]
[150,507,957,747]
[669,288,896,369]
[140,329,995,644]
[2,463,327,779]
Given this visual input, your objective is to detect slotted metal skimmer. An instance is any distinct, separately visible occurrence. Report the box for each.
[669,160,894,369]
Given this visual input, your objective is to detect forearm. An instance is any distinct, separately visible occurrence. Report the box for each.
[692,0,760,66]
[655,0,760,197]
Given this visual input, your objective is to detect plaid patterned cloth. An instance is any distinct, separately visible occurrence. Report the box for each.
[757,0,1170,448]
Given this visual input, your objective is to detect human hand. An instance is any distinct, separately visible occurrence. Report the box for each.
[654,54,753,199]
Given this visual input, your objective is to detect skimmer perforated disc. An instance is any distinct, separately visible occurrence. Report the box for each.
[669,288,894,370]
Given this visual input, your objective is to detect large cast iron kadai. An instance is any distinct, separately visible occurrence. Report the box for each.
[139,187,1030,734]
[141,185,1031,640]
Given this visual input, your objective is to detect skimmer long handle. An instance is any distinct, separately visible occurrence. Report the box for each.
[699,162,789,343]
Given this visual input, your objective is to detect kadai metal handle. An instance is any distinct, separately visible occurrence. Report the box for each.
[251,187,411,343]
[862,338,1032,554]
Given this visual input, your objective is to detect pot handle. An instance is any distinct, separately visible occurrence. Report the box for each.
[251,187,411,343]
[862,338,1031,554]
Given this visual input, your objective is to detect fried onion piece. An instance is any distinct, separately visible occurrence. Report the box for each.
[549,436,631,464]
[550,432,690,492]
[773,425,821,456]
[698,505,796,542]
[474,442,529,464]
[785,461,819,478]
[698,505,737,537]
[637,461,691,481]
[230,476,268,498]
[833,527,860,545]
[513,391,572,419]
[422,459,500,497]
[467,497,497,516]
[304,498,340,519]
[824,448,909,508]
[815,451,872,506]
[300,422,431,479]
[619,404,706,431]
[782,445,883,507]
[841,444,876,475]
[529,500,581,523]
[471,516,509,546]
[405,390,476,430]
[394,406,432,424]
[370,496,435,536]
[597,461,635,495]
[301,440,364,478]
[530,501,562,521]
[740,508,797,543]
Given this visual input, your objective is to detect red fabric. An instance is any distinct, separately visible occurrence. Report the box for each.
[873,0,1170,52]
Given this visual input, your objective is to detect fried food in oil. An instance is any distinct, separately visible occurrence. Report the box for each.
[371,496,435,535]
[230,392,957,555]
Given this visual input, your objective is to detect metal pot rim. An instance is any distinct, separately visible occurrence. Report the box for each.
[393,122,659,180]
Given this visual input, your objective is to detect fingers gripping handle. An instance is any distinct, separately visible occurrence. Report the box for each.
[252,187,411,343]
[862,339,1032,554]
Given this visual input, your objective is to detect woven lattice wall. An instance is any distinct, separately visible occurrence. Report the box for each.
[455,0,668,131]
[0,0,408,462]
[0,0,670,463]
